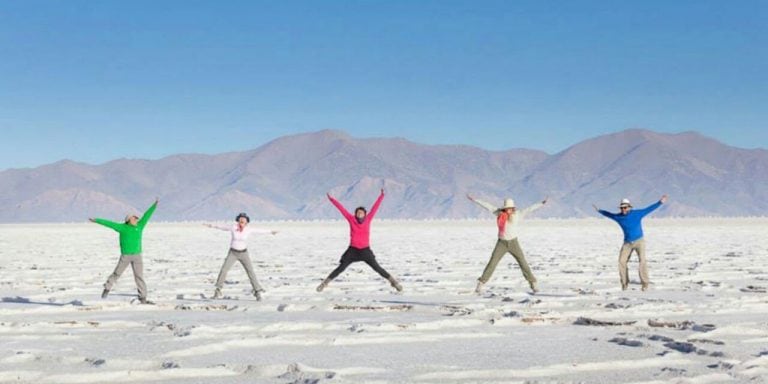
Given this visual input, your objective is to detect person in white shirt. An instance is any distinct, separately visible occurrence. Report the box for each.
[204,212,277,300]
[467,194,548,294]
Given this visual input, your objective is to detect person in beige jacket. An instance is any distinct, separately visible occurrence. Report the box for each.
[468,194,548,294]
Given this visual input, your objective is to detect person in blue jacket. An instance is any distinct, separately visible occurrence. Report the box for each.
[593,195,668,291]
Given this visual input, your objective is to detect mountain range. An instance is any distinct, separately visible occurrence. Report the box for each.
[1,129,766,222]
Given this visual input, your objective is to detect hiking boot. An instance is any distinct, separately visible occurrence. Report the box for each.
[316,278,331,292]
[212,288,222,299]
[475,281,484,294]
[101,289,109,299]
[529,281,539,294]
[387,276,403,292]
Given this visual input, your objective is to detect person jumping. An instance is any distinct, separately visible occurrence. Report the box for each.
[316,189,402,293]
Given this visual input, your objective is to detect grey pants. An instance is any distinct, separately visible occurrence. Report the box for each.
[619,238,649,287]
[478,238,536,284]
[104,254,147,299]
[215,249,264,292]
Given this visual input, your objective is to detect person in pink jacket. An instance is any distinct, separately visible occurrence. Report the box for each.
[316,189,402,292]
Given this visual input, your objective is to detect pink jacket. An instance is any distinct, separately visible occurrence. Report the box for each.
[328,192,384,249]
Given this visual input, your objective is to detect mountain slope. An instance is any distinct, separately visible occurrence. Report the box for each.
[0,129,765,222]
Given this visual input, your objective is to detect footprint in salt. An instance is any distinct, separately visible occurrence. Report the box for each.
[277,363,336,383]
[84,357,106,367]
[607,337,644,347]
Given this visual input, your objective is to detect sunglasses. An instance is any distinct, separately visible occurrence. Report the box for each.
[620,206,630,210]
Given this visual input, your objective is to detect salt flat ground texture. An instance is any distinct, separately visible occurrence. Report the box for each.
[1,219,767,384]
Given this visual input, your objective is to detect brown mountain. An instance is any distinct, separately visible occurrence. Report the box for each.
[0,129,765,222]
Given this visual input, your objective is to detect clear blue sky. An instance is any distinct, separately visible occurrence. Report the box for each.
[1,0,765,170]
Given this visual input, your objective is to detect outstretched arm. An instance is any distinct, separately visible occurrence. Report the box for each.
[249,227,279,235]
[468,194,499,214]
[597,208,616,219]
[636,195,667,217]
[592,204,616,219]
[90,218,122,231]
[367,189,385,220]
[137,199,158,228]
[327,193,354,221]
[203,223,230,231]
[520,196,548,217]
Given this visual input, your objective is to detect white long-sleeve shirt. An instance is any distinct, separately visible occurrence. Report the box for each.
[472,199,544,240]
[210,224,273,251]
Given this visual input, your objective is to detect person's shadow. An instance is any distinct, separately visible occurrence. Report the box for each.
[1,296,84,307]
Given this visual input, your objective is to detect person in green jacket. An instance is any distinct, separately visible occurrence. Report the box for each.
[90,199,158,304]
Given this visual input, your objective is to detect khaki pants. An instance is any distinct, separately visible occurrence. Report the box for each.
[478,238,536,284]
[618,238,649,287]
[104,254,147,299]
[215,249,264,292]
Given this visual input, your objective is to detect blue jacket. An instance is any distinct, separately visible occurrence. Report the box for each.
[599,201,662,243]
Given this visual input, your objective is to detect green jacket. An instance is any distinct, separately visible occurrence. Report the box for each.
[94,202,157,255]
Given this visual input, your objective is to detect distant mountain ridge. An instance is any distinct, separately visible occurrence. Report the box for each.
[1,129,766,222]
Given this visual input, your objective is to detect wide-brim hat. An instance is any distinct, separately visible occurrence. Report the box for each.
[619,198,632,208]
[501,198,516,209]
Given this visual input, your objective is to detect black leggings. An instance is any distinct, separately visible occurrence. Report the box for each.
[327,247,391,280]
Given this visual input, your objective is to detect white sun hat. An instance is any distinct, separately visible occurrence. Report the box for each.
[619,198,632,208]
[501,198,516,209]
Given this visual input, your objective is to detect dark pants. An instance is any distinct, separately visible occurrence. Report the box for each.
[327,247,391,280]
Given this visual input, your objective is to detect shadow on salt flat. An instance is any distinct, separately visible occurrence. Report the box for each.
[1,296,84,307]
[377,299,451,307]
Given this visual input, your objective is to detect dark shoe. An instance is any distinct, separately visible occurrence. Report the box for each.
[212,288,222,299]
[139,297,154,305]
[253,289,263,301]
[101,289,109,299]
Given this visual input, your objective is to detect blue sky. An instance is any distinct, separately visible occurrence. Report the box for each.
[1,0,765,170]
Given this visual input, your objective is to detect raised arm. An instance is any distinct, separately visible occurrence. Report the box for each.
[468,194,499,215]
[519,197,547,217]
[327,193,354,221]
[367,189,385,220]
[635,196,666,218]
[137,199,158,228]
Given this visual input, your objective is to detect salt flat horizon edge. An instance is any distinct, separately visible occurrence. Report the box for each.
[0,218,766,383]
